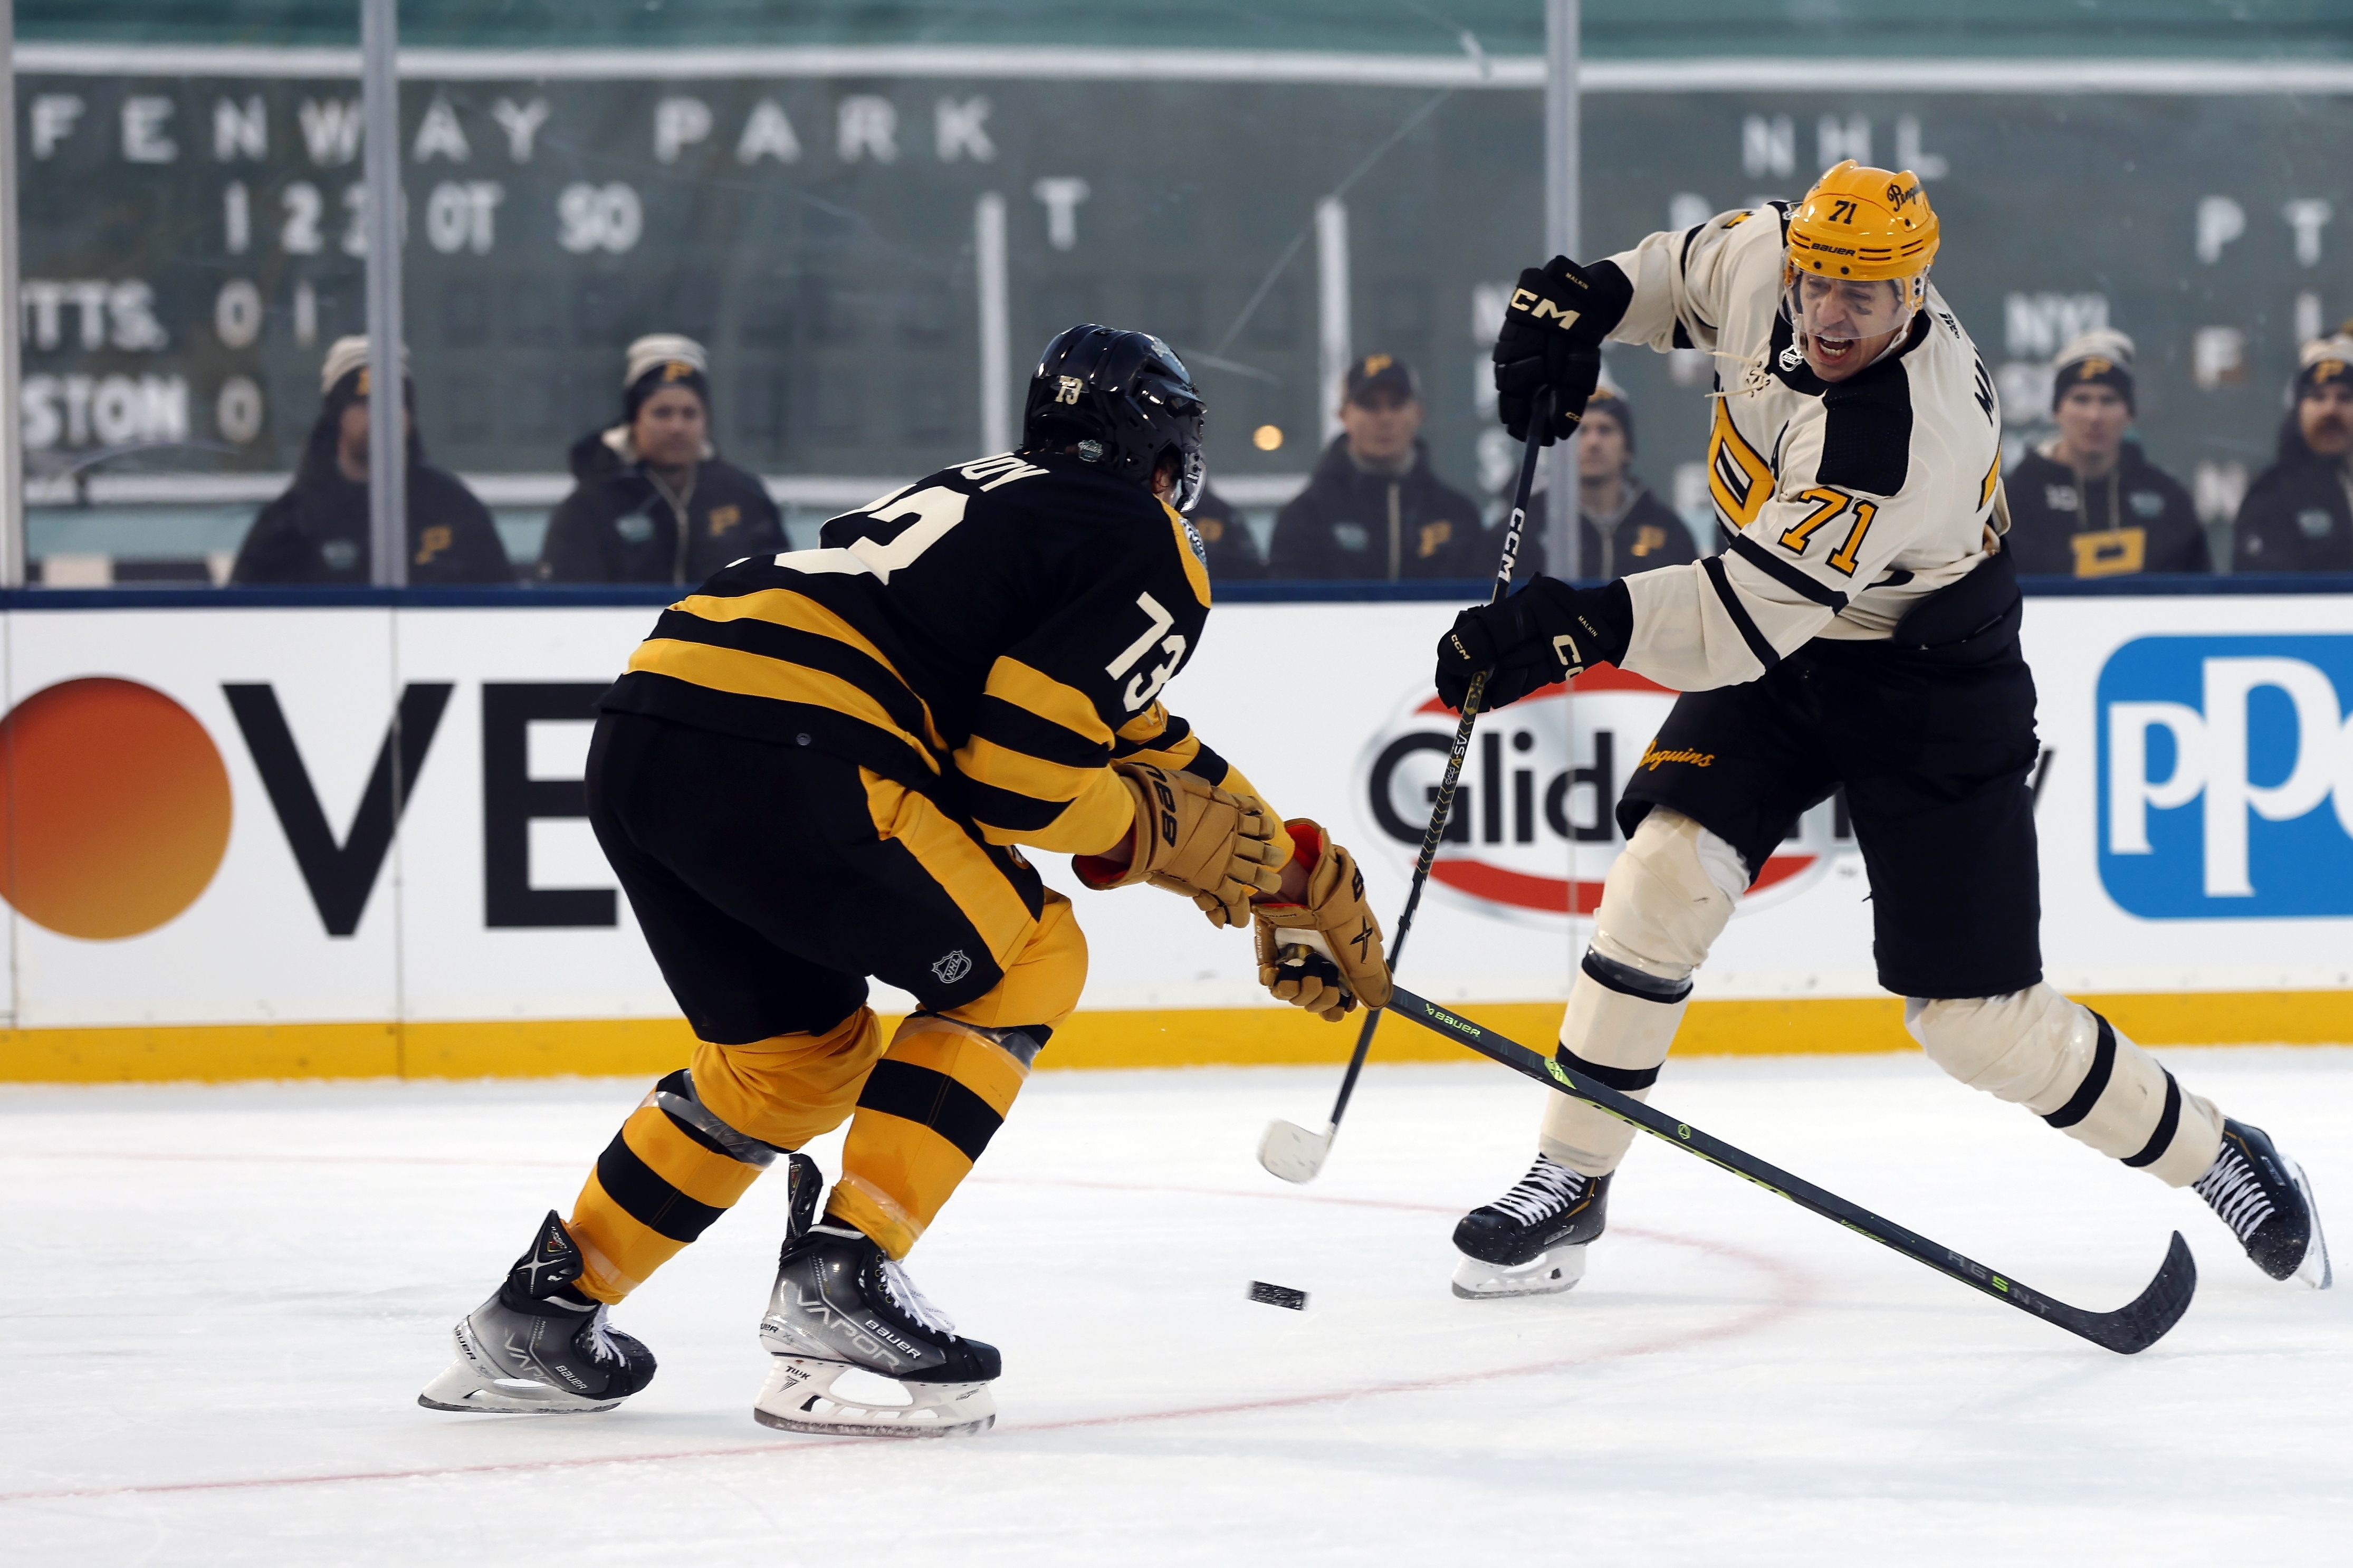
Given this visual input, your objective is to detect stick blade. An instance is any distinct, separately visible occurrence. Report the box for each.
[1258,1119,1334,1184]
[2061,1231,2198,1355]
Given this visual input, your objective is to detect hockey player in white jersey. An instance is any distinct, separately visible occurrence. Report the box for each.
[1433,161,2330,1301]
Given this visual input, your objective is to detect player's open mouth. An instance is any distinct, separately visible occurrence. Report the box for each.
[1810,335,1858,366]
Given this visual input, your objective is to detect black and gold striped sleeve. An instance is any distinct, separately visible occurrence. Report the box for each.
[951,499,1218,852]
[954,656,1134,851]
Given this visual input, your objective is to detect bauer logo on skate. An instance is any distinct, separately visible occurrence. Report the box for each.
[1359,668,1843,926]
[2098,635,2353,917]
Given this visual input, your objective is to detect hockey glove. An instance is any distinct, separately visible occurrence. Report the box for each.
[1434,578,1634,713]
[1252,821,1392,1022]
[1493,256,1633,445]
[1073,761,1286,918]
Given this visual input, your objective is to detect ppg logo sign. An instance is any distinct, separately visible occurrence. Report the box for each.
[2099,635,2353,917]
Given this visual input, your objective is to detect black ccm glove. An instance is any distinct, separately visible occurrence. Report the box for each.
[1434,578,1634,713]
[1493,256,1634,445]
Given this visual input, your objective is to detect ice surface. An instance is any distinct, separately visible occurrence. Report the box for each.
[5,1047,2351,1564]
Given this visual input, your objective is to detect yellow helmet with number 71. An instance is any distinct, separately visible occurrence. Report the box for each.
[1782,160,1940,368]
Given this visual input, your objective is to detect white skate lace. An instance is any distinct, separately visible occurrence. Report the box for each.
[1485,1156,1587,1227]
[878,1257,958,1337]
[2192,1143,2276,1244]
[579,1305,622,1365]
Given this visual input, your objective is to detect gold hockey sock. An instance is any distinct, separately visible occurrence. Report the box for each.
[828,1016,1040,1258]
[567,1008,885,1302]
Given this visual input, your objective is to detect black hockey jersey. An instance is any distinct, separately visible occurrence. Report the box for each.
[602,451,1239,854]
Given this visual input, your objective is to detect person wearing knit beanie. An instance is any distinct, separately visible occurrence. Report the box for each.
[1482,384,1699,578]
[2003,328,2208,577]
[537,333,783,584]
[2231,332,2353,572]
[229,336,512,584]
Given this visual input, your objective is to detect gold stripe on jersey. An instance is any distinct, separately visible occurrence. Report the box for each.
[959,736,1134,850]
[1707,399,1775,529]
[858,766,1056,960]
[1161,499,1213,608]
[656,588,946,750]
[958,657,1135,850]
[976,657,1113,749]
[1978,448,2001,511]
[1111,701,1200,767]
[626,638,944,772]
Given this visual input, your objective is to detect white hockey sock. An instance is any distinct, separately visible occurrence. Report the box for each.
[1907,986,2224,1188]
[1538,809,1744,1178]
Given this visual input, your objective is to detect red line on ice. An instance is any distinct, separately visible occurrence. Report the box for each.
[0,1169,1814,1505]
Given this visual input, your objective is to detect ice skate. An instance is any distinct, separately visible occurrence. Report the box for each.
[1451,1154,1610,1299]
[754,1205,1000,1439]
[417,1211,656,1414]
[2192,1120,2331,1289]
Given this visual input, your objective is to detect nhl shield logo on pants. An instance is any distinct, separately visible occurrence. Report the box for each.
[932,949,974,984]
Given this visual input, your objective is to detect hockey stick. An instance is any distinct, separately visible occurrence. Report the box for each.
[1380,984,2197,1353]
[1257,391,1551,1184]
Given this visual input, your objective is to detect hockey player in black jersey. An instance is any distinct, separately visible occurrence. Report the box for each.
[420,326,1393,1435]
[1432,161,2329,1302]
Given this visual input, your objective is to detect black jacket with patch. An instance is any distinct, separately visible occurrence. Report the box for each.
[2003,443,2210,577]
[1187,485,1266,580]
[537,430,786,585]
[232,423,511,586]
[1497,482,1701,581]
[2232,447,2353,573]
[1266,437,1484,580]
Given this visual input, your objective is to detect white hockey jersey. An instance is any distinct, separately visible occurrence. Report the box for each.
[1603,203,2005,692]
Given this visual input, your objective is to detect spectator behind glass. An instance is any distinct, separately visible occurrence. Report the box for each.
[231,336,511,585]
[1488,387,1698,579]
[2003,329,2207,577]
[537,334,785,584]
[1267,354,1483,579]
[1185,482,1266,579]
[2233,332,2353,573]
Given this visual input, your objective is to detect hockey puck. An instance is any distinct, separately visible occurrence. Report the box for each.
[1247,1280,1308,1311]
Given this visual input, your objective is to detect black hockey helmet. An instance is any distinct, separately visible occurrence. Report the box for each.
[1021,324,1207,511]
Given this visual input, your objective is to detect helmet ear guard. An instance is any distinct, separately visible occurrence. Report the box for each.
[1023,323,1209,510]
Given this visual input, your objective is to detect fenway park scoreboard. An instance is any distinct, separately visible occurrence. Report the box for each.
[15,60,2348,508]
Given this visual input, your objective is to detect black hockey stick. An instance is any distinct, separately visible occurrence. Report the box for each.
[1383,985,2198,1354]
[1257,391,1551,1184]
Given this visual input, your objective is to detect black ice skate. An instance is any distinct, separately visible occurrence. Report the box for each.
[2192,1120,2332,1289]
[754,1190,1000,1438]
[418,1211,657,1414]
[1451,1154,1611,1299]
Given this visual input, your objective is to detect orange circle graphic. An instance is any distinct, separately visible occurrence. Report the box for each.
[0,677,233,940]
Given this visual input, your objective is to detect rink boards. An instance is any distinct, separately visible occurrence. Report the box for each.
[1,586,2348,1081]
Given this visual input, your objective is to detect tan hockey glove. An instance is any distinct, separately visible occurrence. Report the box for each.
[1252,820,1393,1022]
[1155,768,1296,930]
[1071,762,1285,919]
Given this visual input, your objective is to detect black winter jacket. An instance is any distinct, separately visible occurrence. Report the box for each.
[2232,443,2353,573]
[1187,485,1266,580]
[231,420,511,586]
[1495,482,1700,581]
[537,430,785,585]
[1266,437,1484,579]
[2003,442,2209,577]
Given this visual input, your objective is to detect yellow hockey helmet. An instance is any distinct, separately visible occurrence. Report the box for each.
[1785,159,1939,284]
[1782,162,1939,364]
